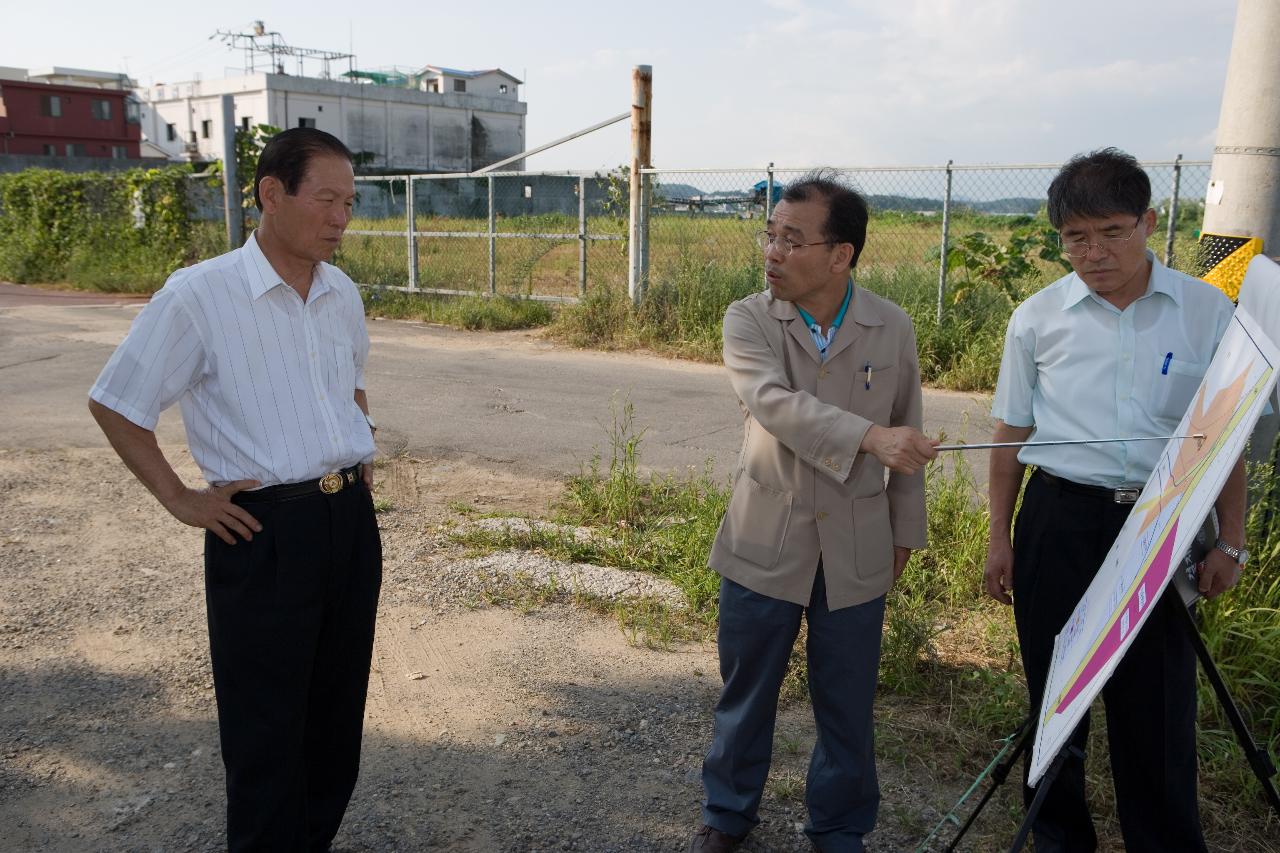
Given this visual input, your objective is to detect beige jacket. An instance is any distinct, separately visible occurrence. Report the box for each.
[708,288,928,610]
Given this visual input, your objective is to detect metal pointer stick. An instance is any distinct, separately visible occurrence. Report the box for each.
[935,433,1206,452]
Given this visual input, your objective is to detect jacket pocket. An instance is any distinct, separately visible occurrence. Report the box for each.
[852,491,893,581]
[854,362,898,424]
[726,473,793,569]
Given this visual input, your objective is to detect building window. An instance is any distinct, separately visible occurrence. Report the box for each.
[240,115,251,131]
[499,84,508,94]
[40,95,62,117]
[91,99,112,120]
[201,119,212,139]
[42,144,56,156]
[427,81,439,93]
[111,145,128,159]
[189,130,197,145]
[317,105,323,112]
[453,79,466,93]
[166,123,177,142]
[298,117,316,128]
[65,143,86,157]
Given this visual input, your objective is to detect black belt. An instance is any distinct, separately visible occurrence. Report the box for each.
[232,465,363,504]
[1034,469,1141,505]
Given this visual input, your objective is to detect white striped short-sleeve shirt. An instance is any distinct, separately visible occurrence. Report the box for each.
[90,231,376,488]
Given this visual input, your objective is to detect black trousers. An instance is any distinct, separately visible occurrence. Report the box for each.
[204,480,382,853]
[1012,470,1204,853]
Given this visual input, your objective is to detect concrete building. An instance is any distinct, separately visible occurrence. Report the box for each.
[140,67,526,172]
[0,66,142,159]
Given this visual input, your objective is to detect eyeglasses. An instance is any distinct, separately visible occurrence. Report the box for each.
[755,230,833,257]
[1058,218,1142,258]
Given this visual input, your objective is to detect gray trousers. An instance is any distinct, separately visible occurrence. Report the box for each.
[701,565,885,853]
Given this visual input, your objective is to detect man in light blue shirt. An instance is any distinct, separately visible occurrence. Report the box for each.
[984,148,1245,853]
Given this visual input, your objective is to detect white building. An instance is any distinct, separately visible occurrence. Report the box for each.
[140,67,525,172]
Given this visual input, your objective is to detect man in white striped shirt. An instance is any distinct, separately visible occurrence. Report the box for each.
[89,127,381,852]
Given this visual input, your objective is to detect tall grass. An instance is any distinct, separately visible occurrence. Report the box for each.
[1197,464,1280,819]
[360,287,552,331]
[552,256,763,360]
[453,410,1279,845]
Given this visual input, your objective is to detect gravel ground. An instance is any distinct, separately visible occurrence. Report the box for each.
[0,447,963,852]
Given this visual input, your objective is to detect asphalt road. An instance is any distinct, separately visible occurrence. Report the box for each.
[0,287,996,484]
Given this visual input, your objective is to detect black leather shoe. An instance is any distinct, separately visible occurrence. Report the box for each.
[688,824,746,852]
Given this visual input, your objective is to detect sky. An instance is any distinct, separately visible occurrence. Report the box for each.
[2,0,1240,172]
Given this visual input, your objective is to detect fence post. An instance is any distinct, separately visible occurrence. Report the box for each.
[765,162,775,224]
[488,175,497,295]
[578,175,588,297]
[628,64,653,305]
[1165,153,1183,268]
[219,94,243,248]
[936,159,953,325]
[406,176,418,290]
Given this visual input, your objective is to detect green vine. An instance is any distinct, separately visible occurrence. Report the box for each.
[0,165,198,291]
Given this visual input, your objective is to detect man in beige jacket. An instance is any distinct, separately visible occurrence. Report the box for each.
[690,172,937,853]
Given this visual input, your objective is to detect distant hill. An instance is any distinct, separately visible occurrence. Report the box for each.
[652,184,1043,215]
[868,194,1042,215]
[653,183,704,200]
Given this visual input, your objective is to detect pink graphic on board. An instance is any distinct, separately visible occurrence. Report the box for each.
[1052,517,1181,716]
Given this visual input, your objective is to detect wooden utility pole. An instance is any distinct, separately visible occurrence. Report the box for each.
[628,65,652,305]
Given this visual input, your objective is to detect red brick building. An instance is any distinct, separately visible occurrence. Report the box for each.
[0,68,141,159]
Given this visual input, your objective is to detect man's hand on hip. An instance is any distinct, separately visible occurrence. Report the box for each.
[1197,548,1242,600]
[861,425,939,475]
[161,480,263,545]
[984,540,1014,605]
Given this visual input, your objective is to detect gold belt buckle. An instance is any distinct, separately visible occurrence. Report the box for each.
[319,472,345,495]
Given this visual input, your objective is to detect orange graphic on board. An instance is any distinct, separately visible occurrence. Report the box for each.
[1134,367,1248,530]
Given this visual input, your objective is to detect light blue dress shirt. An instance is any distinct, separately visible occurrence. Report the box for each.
[991,251,1235,487]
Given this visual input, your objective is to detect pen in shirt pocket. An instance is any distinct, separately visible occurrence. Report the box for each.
[864,362,872,390]
[1162,352,1173,375]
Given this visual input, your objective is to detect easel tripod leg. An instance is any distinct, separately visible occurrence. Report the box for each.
[944,719,1034,852]
[1166,593,1280,818]
[1008,745,1084,853]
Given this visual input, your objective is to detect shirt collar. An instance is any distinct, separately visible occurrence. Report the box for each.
[241,231,330,302]
[1062,249,1179,310]
[796,280,853,332]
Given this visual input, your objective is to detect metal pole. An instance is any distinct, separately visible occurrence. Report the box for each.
[628,64,652,305]
[578,175,587,297]
[219,94,243,248]
[406,176,419,290]
[765,161,775,223]
[488,175,497,295]
[1165,154,1182,267]
[937,159,953,325]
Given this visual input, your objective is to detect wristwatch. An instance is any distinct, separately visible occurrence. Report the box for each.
[364,413,377,433]
[1213,538,1248,566]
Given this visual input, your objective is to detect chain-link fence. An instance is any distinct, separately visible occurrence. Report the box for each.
[188,160,1211,313]
[644,160,1210,316]
[338,172,629,302]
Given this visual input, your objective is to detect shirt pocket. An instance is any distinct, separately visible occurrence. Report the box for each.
[852,491,893,582]
[330,342,356,396]
[725,472,793,569]
[1154,358,1207,421]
